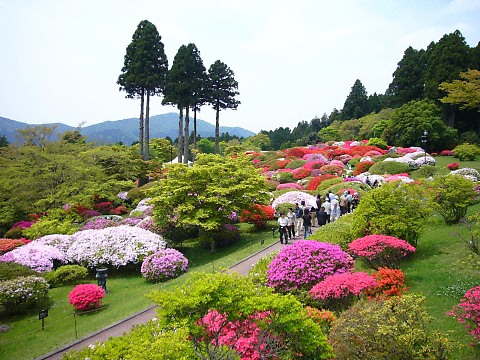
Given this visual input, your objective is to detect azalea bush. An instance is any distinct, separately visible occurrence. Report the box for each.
[0,242,64,272]
[66,225,167,268]
[240,204,275,229]
[0,261,39,281]
[271,191,317,210]
[80,218,116,231]
[141,249,188,282]
[447,285,480,345]
[452,143,480,161]
[44,265,88,288]
[447,162,460,170]
[320,164,344,175]
[0,275,49,315]
[348,235,415,269]
[354,161,375,176]
[292,167,311,179]
[304,306,336,335]
[267,240,354,292]
[0,238,28,255]
[306,174,338,191]
[309,271,376,311]
[276,182,303,191]
[68,283,105,311]
[365,267,408,299]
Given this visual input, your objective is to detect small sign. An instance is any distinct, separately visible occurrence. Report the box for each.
[39,308,48,320]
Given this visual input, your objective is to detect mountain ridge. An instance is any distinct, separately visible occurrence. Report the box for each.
[0,113,255,145]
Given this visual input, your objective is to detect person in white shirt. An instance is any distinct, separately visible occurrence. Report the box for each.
[330,195,340,222]
[277,213,289,244]
[321,198,331,223]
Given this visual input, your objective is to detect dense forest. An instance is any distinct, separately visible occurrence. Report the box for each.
[260,30,480,151]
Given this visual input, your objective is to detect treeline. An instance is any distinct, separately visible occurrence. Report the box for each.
[260,30,480,151]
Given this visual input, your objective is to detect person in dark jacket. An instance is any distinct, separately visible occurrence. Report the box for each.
[302,208,312,239]
[316,206,329,227]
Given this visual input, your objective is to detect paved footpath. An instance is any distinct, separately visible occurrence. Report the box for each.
[37,230,314,360]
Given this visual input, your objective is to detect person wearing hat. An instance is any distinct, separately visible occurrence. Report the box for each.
[278,212,289,244]
[331,195,340,222]
[339,191,349,216]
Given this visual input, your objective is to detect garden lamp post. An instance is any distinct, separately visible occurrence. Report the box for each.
[96,268,108,293]
[421,130,428,163]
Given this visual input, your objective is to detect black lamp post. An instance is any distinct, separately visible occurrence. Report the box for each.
[421,130,428,163]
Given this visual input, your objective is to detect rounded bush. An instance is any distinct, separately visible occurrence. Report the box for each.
[453,143,480,161]
[447,285,480,345]
[272,171,295,184]
[0,261,39,281]
[200,224,242,249]
[0,243,64,272]
[0,238,28,255]
[141,249,188,282]
[68,284,105,311]
[369,161,411,175]
[267,240,354,292]
[44,265,88,288]
[285,159,307,169]
[0,275,49,315]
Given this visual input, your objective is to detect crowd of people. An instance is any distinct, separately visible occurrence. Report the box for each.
[277,190,360,244]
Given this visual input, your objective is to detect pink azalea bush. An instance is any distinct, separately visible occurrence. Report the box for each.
[348,235,416,269]
[141,248,188,282]
[447,286,480,346]
[447,162,460,170]
[309,271,376,310]
[197,309,277,359]
[275,182,303,191]
[68,284,105,311]
[0,242,64,272]
[267,240,354,292]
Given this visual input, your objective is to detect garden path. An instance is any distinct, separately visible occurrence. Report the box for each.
[37,228,321,360]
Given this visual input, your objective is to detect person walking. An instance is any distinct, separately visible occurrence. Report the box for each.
[278,212,289,244]
[331,195,340,222]
[302,208,312,239]
[286,208,296,240]
[339,191,349,216]
[294,202,304,237]
[321,197,331,223]
[316,206,329,227]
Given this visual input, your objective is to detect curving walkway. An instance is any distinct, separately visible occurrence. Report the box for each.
[36,230,318,360]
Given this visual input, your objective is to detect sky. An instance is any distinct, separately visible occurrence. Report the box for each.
[0,0,479,134]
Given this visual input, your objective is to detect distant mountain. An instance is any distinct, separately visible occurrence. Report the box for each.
[0,113,255,145]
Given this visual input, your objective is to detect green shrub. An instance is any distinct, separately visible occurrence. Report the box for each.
[459,131,480,145]
[23,217,78,239]
[265,179,280,191]
[272,171,294,183]
[0,276,50,315]
[347,157,361,168]
[285,159,306,169]
[315,177,344,194]
[410,165,448,180]
[324,181,371,198]
[310,214,355,250]
[3,226,24,239]
[200,224,241,250]
[366,137,388,149]
[453,143,480,161]
[425,175,477,224]
[246,251,278,286]
[0,262,39,281]
[369,160,411,175]
[352,182,432,246]
[126,182,156,206]
[329,295,451,359]
[44,265,89,288]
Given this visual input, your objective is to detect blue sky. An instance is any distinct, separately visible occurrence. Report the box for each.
[0,0,479,133]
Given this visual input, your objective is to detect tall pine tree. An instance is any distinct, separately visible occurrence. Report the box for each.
[341,79,369,120]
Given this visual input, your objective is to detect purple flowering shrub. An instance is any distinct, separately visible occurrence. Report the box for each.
[80,218,116,231]
[136,218,162,234]
[66,225,167,268]
[267,240,354,292]
[141,248,188,282]
[0,243,64,272]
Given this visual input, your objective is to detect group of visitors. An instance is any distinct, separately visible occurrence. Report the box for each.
[277,190,360,244]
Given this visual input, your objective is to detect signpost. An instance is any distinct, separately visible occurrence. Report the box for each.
[39,308,48,330]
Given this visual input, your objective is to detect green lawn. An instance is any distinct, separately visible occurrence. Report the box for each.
[0,223,278,360]
[433,154,480,172]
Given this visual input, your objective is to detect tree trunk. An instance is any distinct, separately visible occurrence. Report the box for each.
[178,107,184,163]
[145,92,150,161]
[214,108,220,154]
[139,89,145,158]
[184,107,190,164]
[193,108,197,162]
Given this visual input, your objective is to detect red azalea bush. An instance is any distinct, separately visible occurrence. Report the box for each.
[92,202,113,214]
[240,204,275,229]
[303,160,326,170]
[447,162,460,170]
[320,164,344,175]
[304,306,336,335]
[0,239,30,255]
[447,285,480,345]
[365,267,408,299]
[68,284,105,311]
[275,159,290,169]
[284,147,309,158]
[441,150,454,156]
[348,235,416,269]
[309,271,376,310]
[306,174,338,191]
[198,309,277,360]
[354,161,376,176]
[292,167,311,179]
[111,205,127,215]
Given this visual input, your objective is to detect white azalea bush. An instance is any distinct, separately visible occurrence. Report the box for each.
[66,225,167,268]
[0,275,49,315]
[450,168,480,182]
[271,191,317,209]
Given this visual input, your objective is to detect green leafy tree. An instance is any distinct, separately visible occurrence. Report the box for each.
[149,272,334,359]
[351,182,432,246]
[196,138,215,154]
[386,46,425,107]
[341,79,369,120]
[383,100,457,151]
[260,127,291,150]
[150,154,268,252]
[206,60,240,154]
[318,126,341,142]
[439,69,480,111]
[243,133,271,151]
[0,135,9,147]
[16,125,57,148]
[118,20,168,160]
[425,175,477,224]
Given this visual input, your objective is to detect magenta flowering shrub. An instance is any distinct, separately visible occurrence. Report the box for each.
[80,218,116,231]
[68,284,105,311]
[267,240,354,292]
[118,217,142,226]
[447,286,480,345]
[141,248,188,282]
[447,162,460,170]
[81,210,102,219]
[0,243,64,272]
[275,183,303,191]
[348,235,416,269]
[441,150,454,156]
[309,271,376,310]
